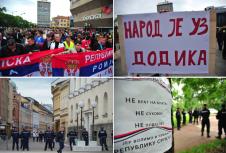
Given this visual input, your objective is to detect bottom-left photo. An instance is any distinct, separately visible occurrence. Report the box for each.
[0,78,113,153]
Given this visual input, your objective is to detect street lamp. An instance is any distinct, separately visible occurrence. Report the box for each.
[76,110,79,132]
[91,101,97,141]
[78,101,84,129]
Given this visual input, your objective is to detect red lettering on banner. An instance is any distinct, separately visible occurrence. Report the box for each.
[124,20,163,38]
[198,50,207,65]
[175,50,186,66]
[168,18,183,37]
[124,21,132,39]
[146,21,152,37]
[158,51,171,66]
[139,20,146,38]
[152,20,162,37]
[189,18,208,35]
[188,50,197,65]
[147,51,157,66]
[132,51,146,65]
[133,21,140,38]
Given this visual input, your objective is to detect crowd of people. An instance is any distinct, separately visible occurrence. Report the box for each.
[175,103,226,139]
[0,28,113,58]
[8,126,109,152]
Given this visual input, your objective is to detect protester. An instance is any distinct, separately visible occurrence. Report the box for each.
[25,36,40,53]
[0,32,7,50]
[0,38,25,58]
[50,33,64,50]
[42,33,52,51]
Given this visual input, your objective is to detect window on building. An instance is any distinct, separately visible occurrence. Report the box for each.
[95,96,98,117]
[103,92,108,116]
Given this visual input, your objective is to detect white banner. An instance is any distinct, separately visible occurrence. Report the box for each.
[121,11,210,74]
[114,78,173,153]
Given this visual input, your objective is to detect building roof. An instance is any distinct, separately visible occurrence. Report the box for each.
[53,16,70,20]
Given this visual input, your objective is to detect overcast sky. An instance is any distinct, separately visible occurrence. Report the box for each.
[115,0,226,16]
[11,78,56,105]
[0,0,71,23]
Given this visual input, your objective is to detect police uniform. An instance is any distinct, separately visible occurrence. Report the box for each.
[216,106,226,138]
[98,129,109,151]
[82,129,89,146]
[67,131,77,151]
[176,110,181,130]
[20,130,31,151]
[56,131,65,153]
[44,130,54,151]
[201,108,210,137]
[11,129,19,151]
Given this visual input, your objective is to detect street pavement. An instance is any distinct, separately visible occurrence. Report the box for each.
[0,139,112,153]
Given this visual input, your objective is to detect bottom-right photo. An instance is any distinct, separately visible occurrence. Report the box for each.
[114,78,226,153]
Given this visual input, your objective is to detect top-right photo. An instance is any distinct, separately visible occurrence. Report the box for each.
[114,0,226,77]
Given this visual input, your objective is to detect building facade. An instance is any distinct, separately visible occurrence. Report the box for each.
[0,79,10,136]
[157,1,173,13]
[12,87,20,130]
[68,78,113,147]
[51,16,70,28]
[20,97,32,131]
[37,0,51,27]
[70,0,113,32]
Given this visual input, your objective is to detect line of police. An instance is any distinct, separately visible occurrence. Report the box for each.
[11,126,109,152]
[176,103,226,139]
[11,127,65,153]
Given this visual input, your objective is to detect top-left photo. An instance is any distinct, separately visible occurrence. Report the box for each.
[0,0,113,77]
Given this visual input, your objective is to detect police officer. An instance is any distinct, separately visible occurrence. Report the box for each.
[56,127,65,153]
[182,109,186,125]
[98,127,109,151]
[82,128,89,146]
[67,129,77,151]
[188,109,193,123]
[201,104,211,138]
[176,108,181,130]
[216,104,226,139]
[44,127,54,151]
[11,127,19,151]
[193,109,199,124]
[20,127,31,151]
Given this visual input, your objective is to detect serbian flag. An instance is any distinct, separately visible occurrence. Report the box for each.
[0,48,64,76]
[52,48,113,77]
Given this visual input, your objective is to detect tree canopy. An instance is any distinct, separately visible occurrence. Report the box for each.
[0,7,35,28]
[171,78,226,110]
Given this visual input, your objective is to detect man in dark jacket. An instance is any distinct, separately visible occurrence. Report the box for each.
[56,127,65,153]
[176,108,181,130]
[98,127,108,151]
[201,104,211,138]
[11,128,19,151]
[20,127,31,151]
[82,128,89,146]
[44,127,54,151]
[216,103,226,139]
[222,28,226,59]
[0,39,25,58]
[24,36,40,53]
[67,130,77,151]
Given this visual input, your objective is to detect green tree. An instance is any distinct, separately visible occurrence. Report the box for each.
[172,78,226,110]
